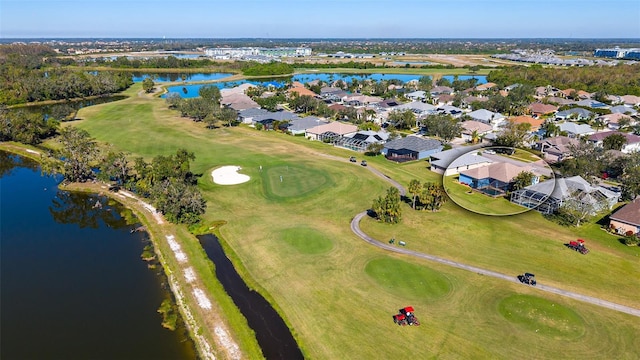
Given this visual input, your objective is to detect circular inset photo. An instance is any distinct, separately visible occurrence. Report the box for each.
[440,146,555,216]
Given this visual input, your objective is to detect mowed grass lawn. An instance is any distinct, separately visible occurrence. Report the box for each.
[73,85,640,359]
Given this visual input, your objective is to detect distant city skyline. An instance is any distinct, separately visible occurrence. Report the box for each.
[2,0,639,39]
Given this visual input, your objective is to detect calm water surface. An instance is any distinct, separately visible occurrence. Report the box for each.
[0,152,197,360]
[160,72,487,98]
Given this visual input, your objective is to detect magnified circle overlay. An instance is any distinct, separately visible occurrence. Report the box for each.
[441,146,556,216]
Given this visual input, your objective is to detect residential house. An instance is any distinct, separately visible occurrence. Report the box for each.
[343,94,382,106]
[575,99,609,109]
[510,175,620,215]
[238,108,269,124]
[460,120,493,143]
[305,121,358,141]
[320,87,349,101]
[430,86,453,96]
[287,116,329,135]
[459,162,535,195]
[621,95,640,107]
[546,97,576,106]
[555,108,594,121]
[220,83,256,96]
[476,82,497,91]
[287,86,318,98]
[394,101,437,116]
[436,105,465,118]
[509,116,545,132]
[430,149,493,176]
[588,131,640,153]
[221,93,260,111]
[599,113,634,130]
[527,103,558,117]
[461,96,489,109]
[252,110,300,130]
[609,198,640,235]
[468,109,507,130]
[338,130,390,152]
[557,122,595,138]
[376,98,401,109]
[609,105,637,116]
[434,94,455,106]
[535,136,579,163]
[382,136,443,162]
[406,90,427,101]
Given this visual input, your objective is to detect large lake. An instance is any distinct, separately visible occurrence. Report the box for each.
[0,152,197,360]
[160,72,487,98]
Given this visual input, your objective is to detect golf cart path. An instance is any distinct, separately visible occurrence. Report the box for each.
[351,164,640,318]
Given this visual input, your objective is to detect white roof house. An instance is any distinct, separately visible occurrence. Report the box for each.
[558,122,595,138]
[468,109,506,130]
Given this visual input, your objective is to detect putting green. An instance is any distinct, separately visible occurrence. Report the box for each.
[263,165,332,200]
[497,294,585,340]
[365,257,452,301]
[280,226,334,255]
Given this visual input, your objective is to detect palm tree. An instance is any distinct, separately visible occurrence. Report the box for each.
[470,130,480,144]
[408,179,422,209]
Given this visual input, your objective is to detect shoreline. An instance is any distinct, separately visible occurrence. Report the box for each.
[0,143,246,360]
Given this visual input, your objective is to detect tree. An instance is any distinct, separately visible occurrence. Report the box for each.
[555,191,597,227]
[217,107,238,127]
[387,109,416,130]
[542,122,560,138]
[58,127,98,182]
[142,78,155,93]
[511,171,535,192]
[417,76,432,91]
[620,152,640,200]
[602,133,627,151]
[470,130,480,144]
[372,187,402,224]
[98,150,131,186]
[408,179,422,210]
[199,85,221,103]
[421,114,462,143]
[559,141,607,183]
[152,179,206,224]
[365,142,384,156]
[494,121,531,148]
[419,182,447,211]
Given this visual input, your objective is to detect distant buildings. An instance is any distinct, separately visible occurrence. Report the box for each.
[205,47,312,60]
[594,48,640,60]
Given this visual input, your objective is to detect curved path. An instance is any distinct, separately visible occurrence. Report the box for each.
[351,165,640,318]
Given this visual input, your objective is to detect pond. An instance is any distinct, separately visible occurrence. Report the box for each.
[9,95,128,121]
[198,234,303,360]
[160,72,487,99]
[132,72,233,83]
[0,152,197,360]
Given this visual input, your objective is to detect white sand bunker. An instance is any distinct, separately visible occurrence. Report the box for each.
[211,166,250,185]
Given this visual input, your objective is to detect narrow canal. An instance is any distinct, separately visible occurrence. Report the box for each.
[198,234,304,360]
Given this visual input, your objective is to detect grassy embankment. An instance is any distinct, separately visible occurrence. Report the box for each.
[65,82,640,359]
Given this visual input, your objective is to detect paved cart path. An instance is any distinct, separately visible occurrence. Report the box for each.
[351,164,640,318]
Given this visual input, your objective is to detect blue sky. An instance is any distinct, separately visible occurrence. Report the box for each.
[1,0,639,38]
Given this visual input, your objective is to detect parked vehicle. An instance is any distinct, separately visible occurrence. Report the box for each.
[517,272,537,286]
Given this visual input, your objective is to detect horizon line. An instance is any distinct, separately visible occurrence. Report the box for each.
[2,37,640,41]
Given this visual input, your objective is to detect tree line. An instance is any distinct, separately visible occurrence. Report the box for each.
[50,127,206,225]
[487,64,640,96]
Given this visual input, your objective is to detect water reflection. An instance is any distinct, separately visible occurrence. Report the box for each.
[49,191,128,229]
